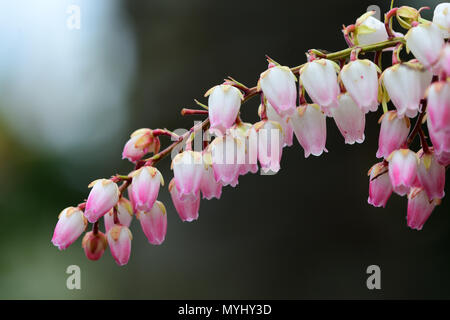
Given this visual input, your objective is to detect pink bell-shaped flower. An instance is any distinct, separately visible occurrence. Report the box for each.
[107,225,132,266]
[376,111,410,159]
[340,59,380,113]
[205,84,243,134]
[104,197,133,232]
[354,11,389,46]
[84,179,120,223]
[128,166,164,213]
[169,178,200,222]
[229,122,258,176]
[137,200,167,245]
[82,231,108,261]
[52,207,87,250]
[289,104,327,158]
[258,65,297,117]
[266,102,294,147]
[300,59,340,110]
[427,81,450,133]
[387,149,419,196]
[433,3,450,39]
[367,162,393,208]
[427,114,450,166]
[436,44,450,78]
[381,62,432,118]
[200,151,222,200]
[122,128,160,163]
[172,150,203,198]
[407,188,439,231]
[210,135,245,187]
[251,120,283,173]
[331,93,365,145]
[416,149,446,200]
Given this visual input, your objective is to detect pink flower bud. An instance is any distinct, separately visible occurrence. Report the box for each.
[407,188,438,231]
[128,166,164,213]
[266,102,294,147]
[416,150,446,200]
[104,197,133,232]
[82,231,108,261]
[427,116,450,166]
[251,120,283,173]
[381,63,432,118]
[405,23,444,69]
[387,149,419,196]
[107,225,132,266]
[200,152,222,200]
[436,44,450,77]
[289,104,327,158]
[367,162,393,208]
[210,135,244,187]
[172,150,203,198]
[340,59,379,113]
[84,179,120,223]
[169,179,200,222]
[258,65,297,117]
[376,111,410,159]
[354,12,388,46]
[300,59,340,110]
[433,3,450,39]
[122,128,160,163]
[137,201,167,245]
[427,81,450,133]
[52,207,87,250]
[205,85,243,133]
[331,94,365,145]
[229,123,258,176]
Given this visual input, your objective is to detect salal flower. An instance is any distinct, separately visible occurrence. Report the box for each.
[381,62,432,118]
[172,150,203,197]
[137,201,167,245]
[205,84,243,133]
[258,65,297,117]
[122,128,160,163]
[82,231,108,261]
[210,135,245,187]
[405,22,445,69]
[266,102,294,147]
[300,59,340,110]
[52,207,87,250]
[250,120,283,173]
[229,122,258,176]
[84,179,120,223]
[107,225,132,266]
[169,178,200,222]
[416,149,446,200]
[428,118,450,166]
[200,151,222,200]
[354,11,389,46]
[367,162,393,208]
[104,197,133,232]
[339,59,379,113]
[427,81,450,133]
[387,149,418,196]
[289,104,327,158]
[128,166,164,213]
[407,188,438,231]
[331,94,365,145]
[433,3,450,38]
[376,111,410,159]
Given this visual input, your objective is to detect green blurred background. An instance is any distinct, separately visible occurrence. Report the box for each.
[0,0,448,299]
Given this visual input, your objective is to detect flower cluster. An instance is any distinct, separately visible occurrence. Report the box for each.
[52,3,450,265]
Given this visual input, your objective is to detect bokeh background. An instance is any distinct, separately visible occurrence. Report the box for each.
[0,0,448,299]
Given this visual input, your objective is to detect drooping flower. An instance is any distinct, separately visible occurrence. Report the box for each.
[354,11,389,46]
[128,166,164,213]
[137,200,167,245]
[376,111,410,159]
[426,81,450,133]
[172,150,203,198]
[250,120,283,173]
[52,207,87,250]
[381,62,432,118]
[289,104,327,158]
[200,151,222,200]
[210,135,245,187]
[339,59,380,113]
[331,93,365,145]
[367,162,393,208]
[405,22,445,69]
[169,178,200,222]
[229,122,258,176]
[433,3,450,39]
[84,179,120,223]
[387,149,418,196]
[258,65,297,117]
[416,149,446,200]
[104,197,133,232]
[82,231,108,261]
[407,188,438,231]
[205,84,243,134]
[436,44,450,77]
[300,59,340,111]
[266,102,294,147]
[107,225,132,266]
[427,115,450,166]
[122,128,160,163]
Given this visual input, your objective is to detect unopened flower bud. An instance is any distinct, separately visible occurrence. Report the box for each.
[210,135,244,187]
[427,116,450,166]
[426,81,450,133]
[367,162,393,208]
[407,188,438,231]
[433,3,450,39]
[331,93,365,145]
[104,197,133,232]
[405,22,444,69]
[107,225,132,266]
[387,149,419,196]
[52,207,87,250]
[229,122,259,176]
[128,166,164,213]
[376,111,410,159]
[137,201,167,245]
[84,179,120,223]
[169,178,200,222]
[416,149,446,200]
[172,150,204,198]
[122,128,160,163]
[354,12,388,46]
[200,151,222,200]
[82,231,108,261]
[266,102,293,147]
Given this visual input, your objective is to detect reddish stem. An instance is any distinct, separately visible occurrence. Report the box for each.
[181,108,209,116]
[385,8,398,39]
[92,221,99,235]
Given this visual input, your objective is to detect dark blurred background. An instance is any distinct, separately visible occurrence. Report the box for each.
[0,0,448,299]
